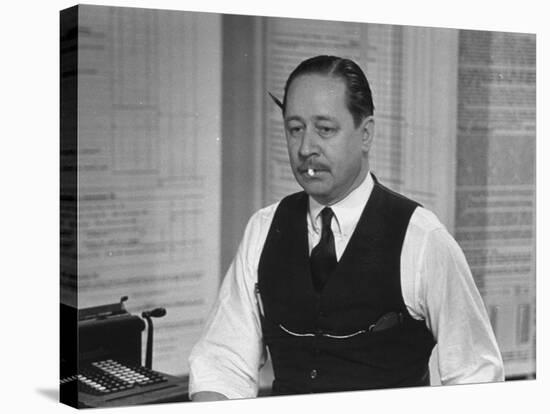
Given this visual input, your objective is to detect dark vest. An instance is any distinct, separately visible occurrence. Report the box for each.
[257,179,436,395]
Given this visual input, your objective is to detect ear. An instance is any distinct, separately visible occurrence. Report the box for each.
[360,116,375,153]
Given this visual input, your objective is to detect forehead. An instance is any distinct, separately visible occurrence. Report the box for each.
[285,74,350,121]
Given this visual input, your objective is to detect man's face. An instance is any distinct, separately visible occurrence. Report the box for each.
[284,74,373,205]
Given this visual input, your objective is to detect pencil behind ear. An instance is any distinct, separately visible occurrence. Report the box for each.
[268,92,283,111]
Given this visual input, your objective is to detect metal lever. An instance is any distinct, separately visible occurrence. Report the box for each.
[141,307,167,370]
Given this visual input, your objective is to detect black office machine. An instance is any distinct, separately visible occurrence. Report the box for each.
[61,297,188,408]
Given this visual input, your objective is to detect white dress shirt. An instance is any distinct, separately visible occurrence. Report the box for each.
[188,173,504,399]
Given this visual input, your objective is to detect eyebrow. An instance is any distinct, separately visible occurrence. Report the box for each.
[312,115,337,123]
[284,115,338,123]
[284,115,305,124]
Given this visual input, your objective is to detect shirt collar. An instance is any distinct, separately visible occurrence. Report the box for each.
[308,172,374,237]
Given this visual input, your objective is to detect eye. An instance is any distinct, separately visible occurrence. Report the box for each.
[286,123,305,138]
[316,124,338,138]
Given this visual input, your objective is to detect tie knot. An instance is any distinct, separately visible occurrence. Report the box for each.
[320,207,334,230]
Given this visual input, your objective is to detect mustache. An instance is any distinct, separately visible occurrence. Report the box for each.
[298,161,330,172]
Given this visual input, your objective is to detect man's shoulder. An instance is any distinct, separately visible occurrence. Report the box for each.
[373,178,444,235]
[374,180,421,218]
[248,201,280,226]
[241,192,306,252]
[238,202,281,258]
[252,192,305,218]
[408,205,446,236]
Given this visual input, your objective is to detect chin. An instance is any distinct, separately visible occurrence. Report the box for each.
[301,184,331,202]
[293,172,333,202]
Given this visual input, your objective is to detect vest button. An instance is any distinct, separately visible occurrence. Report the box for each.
[310,369,318,379]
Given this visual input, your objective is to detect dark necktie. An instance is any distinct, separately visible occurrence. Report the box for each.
[310,207,337,292]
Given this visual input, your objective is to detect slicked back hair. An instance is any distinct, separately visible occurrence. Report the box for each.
[282,55,375,127]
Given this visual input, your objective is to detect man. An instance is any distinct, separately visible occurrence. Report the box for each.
[188,55,504,401]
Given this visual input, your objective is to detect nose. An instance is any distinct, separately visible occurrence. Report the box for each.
[298,128,318,158]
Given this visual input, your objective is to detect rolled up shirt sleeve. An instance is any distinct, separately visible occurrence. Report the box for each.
[188,206,275,399]
[418,225,505,384]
